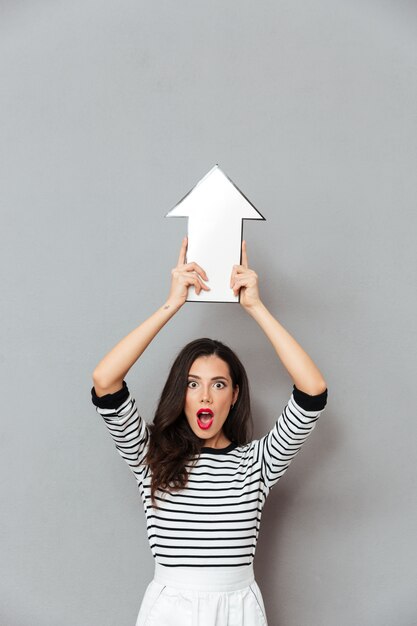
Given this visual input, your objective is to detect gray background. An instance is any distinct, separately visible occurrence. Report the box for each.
[1,1,417,625]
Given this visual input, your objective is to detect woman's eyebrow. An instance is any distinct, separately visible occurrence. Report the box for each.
[187,375,229,381]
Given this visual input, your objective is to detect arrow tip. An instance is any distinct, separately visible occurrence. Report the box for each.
[166,164,266,220]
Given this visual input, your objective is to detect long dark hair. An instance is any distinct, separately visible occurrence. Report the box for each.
[144,338,253,508]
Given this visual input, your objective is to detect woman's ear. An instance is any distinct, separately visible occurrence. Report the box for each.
[233,385,239,405]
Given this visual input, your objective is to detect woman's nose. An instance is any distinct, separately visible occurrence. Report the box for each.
[200,387,212,403]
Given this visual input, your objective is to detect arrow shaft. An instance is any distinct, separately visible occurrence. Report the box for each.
[186,215,243,302]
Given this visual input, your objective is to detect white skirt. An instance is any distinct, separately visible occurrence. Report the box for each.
[135,562,268,626]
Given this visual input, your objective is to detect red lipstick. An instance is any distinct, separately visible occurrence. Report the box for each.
[197,408,214,430]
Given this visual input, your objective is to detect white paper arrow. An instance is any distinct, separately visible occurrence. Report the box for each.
[166,165,265,302]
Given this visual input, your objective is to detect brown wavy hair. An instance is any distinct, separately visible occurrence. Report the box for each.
[143,338,253,508]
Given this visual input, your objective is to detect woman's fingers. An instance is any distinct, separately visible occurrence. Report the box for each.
[241,240,248,268]
[168,237,212,304]
[194,275,210,293]
[176,238,209,281]
[182,273,210,294]
[177,236,188,266]
[230,272,247,293]
[230,267,235,288]
[231,279,241,296]
[174,237,256,300]
[182,261,208,281]
[230,267,258,294]
[230,241,249,286]
[171,236,210,297]
[230,263,246,287]
[172,267,210,292]
[230,265,238,288]
[177,239,208,281]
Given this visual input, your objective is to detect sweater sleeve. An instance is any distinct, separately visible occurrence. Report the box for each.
[258,384,328,491]
[91,380,150,484]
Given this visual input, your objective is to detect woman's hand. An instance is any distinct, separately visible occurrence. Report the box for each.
[165,236,210,308]
[230,240,262,310]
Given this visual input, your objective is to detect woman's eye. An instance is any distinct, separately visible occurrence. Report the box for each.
[214,382,225,389]
[187,381,198,388]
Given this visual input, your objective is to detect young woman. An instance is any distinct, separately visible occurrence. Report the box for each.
[91,236,328,626]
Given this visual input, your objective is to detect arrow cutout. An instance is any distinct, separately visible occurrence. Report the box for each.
[166,165,265,302]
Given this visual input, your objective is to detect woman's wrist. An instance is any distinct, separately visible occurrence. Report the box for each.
[160,298,184,315]
[242,299,267,317]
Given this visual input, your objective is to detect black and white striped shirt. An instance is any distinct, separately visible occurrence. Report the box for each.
[91,382,328,568]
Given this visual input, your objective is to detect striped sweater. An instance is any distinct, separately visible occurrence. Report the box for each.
[91,381,328,568]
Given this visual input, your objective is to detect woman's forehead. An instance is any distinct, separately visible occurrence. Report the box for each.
[188,355,231,378]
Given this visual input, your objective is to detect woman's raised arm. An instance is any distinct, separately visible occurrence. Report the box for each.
[92,236,210,394]
[230,240,327,396]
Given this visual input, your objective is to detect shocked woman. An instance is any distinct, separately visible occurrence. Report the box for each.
[91,236,328,625]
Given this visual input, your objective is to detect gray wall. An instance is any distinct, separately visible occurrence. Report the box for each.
[1,1,416,625]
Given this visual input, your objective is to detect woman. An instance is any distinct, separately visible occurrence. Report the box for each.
[91,236,328,625]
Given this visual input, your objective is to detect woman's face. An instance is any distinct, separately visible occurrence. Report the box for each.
[184,354,239,448]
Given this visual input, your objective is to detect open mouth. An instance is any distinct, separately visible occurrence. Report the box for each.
[197,408,214,430]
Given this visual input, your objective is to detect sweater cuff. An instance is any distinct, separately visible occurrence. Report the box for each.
[292,384,328,411]
[91,380,130,409]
